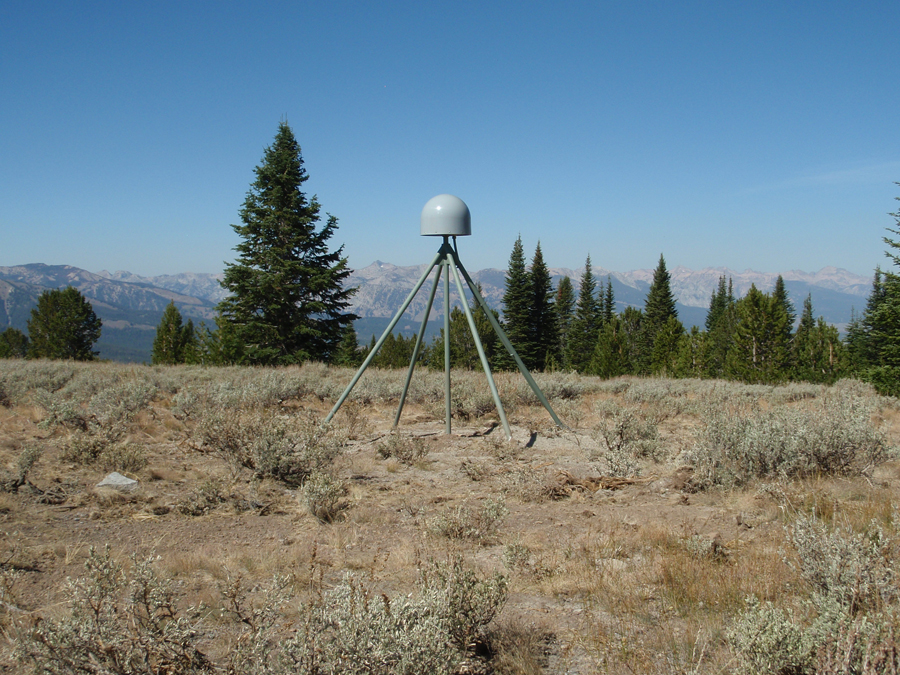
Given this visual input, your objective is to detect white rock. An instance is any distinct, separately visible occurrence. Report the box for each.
[96,472,138,492]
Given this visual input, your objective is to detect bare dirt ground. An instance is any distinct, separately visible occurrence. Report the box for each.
[0,371,898,674]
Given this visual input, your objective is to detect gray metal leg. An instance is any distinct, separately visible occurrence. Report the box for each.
[443,257,452,434]
[394,262,443,428]
[453,252,567,430]
[324,248,445,424]
[448,259,512,439]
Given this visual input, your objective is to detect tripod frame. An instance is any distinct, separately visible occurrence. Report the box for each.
[325,236,564,440]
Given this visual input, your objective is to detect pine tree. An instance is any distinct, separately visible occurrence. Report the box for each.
[644,255,678,328]
[772,275,796,329]
[191,321,243,366]
[528,243,559,371]
[860,194,900,395]
[428,286,501,370]
[794,295,845,383]
[151,302,194,365]
[180,320,202,364]
[603,277,615,325]
[651,316,685,375]
[793,294,815,372]
[554,275,575,368]
[705,276,729,332]
[703,276,736,378]
[216,122,356,365]
[0,328,28,359]
[498,236,533,370]
[27,287,102,361]
[566,255,600,373]
[372,332,417,369]
[772,275,796,370]
[596,279,606,327]
[332,323,362,368]
[641,254,683,374]
[845,184,900,396]
[674,326,706,378]
[846,268,886,369]
[590,316,626,378]
[726,284,789,384]
[619,306,644,374]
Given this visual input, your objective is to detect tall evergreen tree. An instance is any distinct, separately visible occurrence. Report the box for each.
[554,275,575,368]
[772,275,796,329]
[846,268,887,369]
[528,243,559,371]
[27,287,102,361]
[216,122,356,365]
[372,332,416,369]
[590,315,627,378]
[151,302,196,365]
[793,295,845,383]
[0,328,28,359]
[651,316,686,375]
[643,254,678,328]
[857,191,900,395]
[596,279,607,327]
[619,306,644,374]
[703,276,736,378]
[332,323,362,368]
[640,254,683,374]
[603,277,615,325]
[674,326,706,378]
[180,320,202,364]
[428,285,501,370]
[705,276,729,332]
[726,284,789,384]
[772,275,796,370]
[566,255,600,372]
[499,236,533,370]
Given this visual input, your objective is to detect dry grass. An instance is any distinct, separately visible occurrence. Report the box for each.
[0,360,897,673]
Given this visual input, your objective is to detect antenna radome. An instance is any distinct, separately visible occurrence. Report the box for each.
[420,194,471,237]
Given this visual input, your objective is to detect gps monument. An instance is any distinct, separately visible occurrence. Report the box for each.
[325,194,564,440]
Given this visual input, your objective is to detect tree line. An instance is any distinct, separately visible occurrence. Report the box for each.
[353,246,846,385]
[1,122,897,398]
[327,189,900,396]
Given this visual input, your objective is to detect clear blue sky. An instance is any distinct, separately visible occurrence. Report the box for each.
[2,1,898,278]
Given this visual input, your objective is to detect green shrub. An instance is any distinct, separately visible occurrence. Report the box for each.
[17,546,211,674]
[591,407,660,476]
[730,513,900,674]
[1,445,42,492]
[428,497,508,543]
[176,478,227,516]
[301,470,346,522]
[60,432,109,465]
[0,360,75,403]
[789,515,896,615]
[198,409,345,486]
[34,389,87,431]
[376,433,428,465]
[691,390,890,489]
[728,596,810,675]
[98,442,148,474]
[19,548,507,675]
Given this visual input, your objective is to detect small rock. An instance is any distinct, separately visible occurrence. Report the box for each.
[96,472,138,492]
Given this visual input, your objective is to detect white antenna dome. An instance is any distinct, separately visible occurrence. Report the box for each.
[420,194,471,236]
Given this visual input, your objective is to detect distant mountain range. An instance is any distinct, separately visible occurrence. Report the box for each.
[0,262,873,363]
